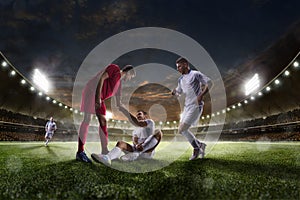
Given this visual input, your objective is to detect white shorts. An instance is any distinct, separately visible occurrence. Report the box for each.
[180,104,203,126]
[45,132,54,139]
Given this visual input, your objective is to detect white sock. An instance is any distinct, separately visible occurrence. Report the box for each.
[141,136,158,153]
[107,147,122,160]
[181,130,198,148]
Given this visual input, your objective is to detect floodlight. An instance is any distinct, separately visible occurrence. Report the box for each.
[244,73,260,96]
[106,111,113,119]
[33,69,50,92]
[10,70,16,76]
[2,61,7,67]
[284,70,290,76]
[293,61,299,67]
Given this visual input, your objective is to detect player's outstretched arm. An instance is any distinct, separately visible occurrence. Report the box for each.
[118,106,147,127]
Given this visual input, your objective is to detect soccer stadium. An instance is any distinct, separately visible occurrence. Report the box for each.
[0,1,300,199]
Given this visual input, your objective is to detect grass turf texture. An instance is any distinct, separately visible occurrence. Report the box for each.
[0,141,299,199]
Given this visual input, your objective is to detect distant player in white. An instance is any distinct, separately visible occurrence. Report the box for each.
[44,117,57,146]
[172,57,211,160]
[91,108,162,165]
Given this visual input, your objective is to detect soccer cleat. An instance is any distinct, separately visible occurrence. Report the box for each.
[120,152,140,162]
[189,148,200,160]
[199,142,207,159]
[91,153,111,166]
[76,151,92,163]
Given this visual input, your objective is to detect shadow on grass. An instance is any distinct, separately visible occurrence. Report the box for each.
[172,157,299,181]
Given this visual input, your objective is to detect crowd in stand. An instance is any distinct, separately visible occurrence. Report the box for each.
[224,108,300,130]
[0,108,299,141]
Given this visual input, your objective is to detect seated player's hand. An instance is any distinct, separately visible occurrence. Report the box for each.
[136,144,144,151]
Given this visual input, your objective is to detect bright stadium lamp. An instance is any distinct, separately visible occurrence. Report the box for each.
[1,61,7,67]
[244,73,260,96]
[106,111,113,120]
[33,69,50,93]
[293,61,299,67]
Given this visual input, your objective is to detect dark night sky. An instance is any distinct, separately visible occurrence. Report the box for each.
[0,0,300,120]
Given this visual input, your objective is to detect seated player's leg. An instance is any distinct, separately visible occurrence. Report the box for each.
[92,140,134,165]
[142,129,162,153]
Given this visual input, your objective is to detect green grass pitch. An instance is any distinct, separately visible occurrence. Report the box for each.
[0,141,299,199]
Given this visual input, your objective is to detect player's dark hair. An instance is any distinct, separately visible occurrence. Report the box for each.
[176,57,189,64]
[122,65,135,76]
[137,110,147,115]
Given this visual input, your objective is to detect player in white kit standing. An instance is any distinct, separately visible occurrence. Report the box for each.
[172,57,211,160]
[44,117,57,146]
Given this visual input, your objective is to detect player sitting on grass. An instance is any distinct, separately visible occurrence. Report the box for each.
[91,107,162,165]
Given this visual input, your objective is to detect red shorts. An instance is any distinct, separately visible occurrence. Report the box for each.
[80,89,106,115]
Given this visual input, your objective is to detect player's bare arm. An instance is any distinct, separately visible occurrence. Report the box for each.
[95,71,109,108]
[118,106,147,127]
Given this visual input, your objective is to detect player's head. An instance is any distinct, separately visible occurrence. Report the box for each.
[176,57,190,74]
[121,65,136,81]
[49,117,53,122]
[136,110,147,121]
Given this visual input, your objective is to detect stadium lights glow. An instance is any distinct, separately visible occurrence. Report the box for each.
[33,69,50,93]
[244,100,248,104]
[206,115,210,119]
[211,113,215,117]
[1,61,7,67]
[250,96,255,100]
[106,111,113,119]
[70,108,73,111]
[64,106,68,109]
[30,86,35,91]
[258,92,263,96]
[59,103,63,107]
[10,70,16,76]
[38,92,43,96]
[232,105,236,109]
[217,112,220,115]
[46,96,50,101]
[167,121,170,124]
[173,121,177,124]
[227,108,230,111]
[52,100,57,104]
[201,116,205,120]
[21,79,26,84]
[159,121,163,125]
[266,86,271,92]
[284,70,290,76]
[244,73,260,96]
[293,61,299,67]
[274,79,280,85]
[238,103,242,107]
[222,109,226,113]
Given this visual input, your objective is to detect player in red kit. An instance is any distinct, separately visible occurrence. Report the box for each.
[76,64,135,163]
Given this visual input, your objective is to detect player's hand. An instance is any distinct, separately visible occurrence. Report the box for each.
[136,144,143,151]
[197,94,203,104]
[171,89,177,96]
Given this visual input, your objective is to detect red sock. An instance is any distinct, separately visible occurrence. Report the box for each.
[78,122,89,153]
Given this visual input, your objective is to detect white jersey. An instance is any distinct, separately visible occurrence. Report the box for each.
[132,119,155,144]
[175,70,210,107]
[45,121,57,134]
